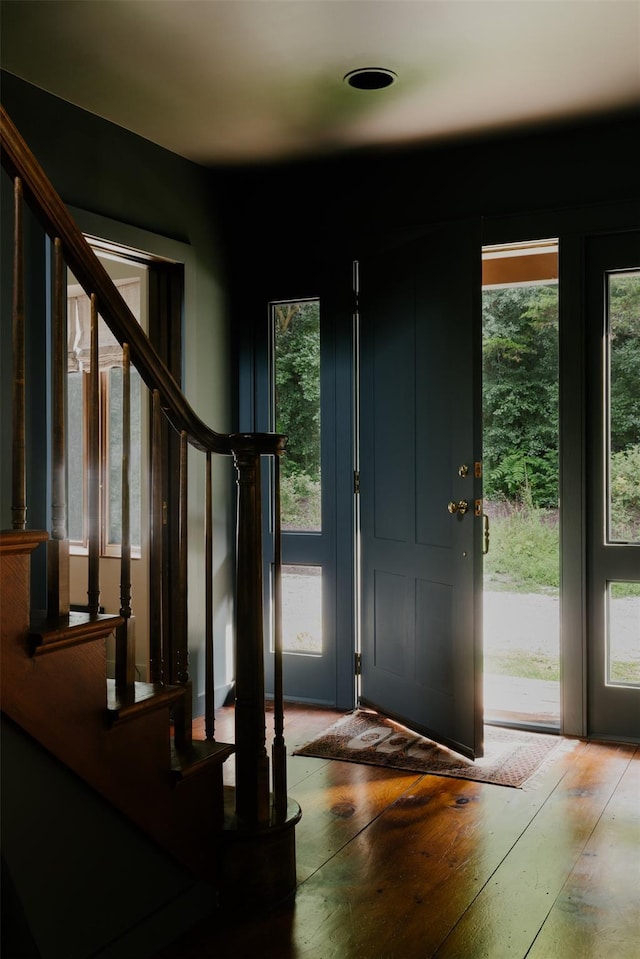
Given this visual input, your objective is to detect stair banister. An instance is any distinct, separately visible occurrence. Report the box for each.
[2,105,300,900]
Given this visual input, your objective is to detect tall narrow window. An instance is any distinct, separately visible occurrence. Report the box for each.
[271,298,323,656]
[272,299,322,532]
[607,269,640,545]
[482,240,560,726]
[604,268,640,688]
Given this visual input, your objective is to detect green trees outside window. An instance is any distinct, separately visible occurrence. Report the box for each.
[273,300,321,531]
[483,275,640,592]
[483,285,559,510]
[608,271,640,543]
[483,284,559,593]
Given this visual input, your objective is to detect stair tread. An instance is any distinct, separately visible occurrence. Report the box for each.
[30,610,123,654]
[0,528,48,555]
[171,738,235,780]
[106,679,186,722]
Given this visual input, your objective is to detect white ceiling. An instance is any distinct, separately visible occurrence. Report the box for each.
[2,0,639,164]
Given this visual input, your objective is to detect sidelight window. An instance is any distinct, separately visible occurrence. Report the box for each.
[270,298,323,657]
[606,269,640,545]
[271,299,322,532]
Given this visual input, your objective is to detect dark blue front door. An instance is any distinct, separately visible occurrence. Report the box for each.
[358,221,484,758]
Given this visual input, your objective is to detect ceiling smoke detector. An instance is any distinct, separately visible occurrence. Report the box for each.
[344,68,397,90]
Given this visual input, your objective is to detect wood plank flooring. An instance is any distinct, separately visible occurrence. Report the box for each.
[156,705,639,959]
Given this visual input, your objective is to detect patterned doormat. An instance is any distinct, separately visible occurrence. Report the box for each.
[293,709,562,788]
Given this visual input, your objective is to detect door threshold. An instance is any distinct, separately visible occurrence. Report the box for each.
[485,712,560,734]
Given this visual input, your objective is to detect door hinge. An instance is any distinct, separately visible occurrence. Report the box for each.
[354,470,361,494]
[355,651,362,676]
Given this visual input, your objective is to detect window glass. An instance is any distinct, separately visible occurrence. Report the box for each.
[607,270,640,544]
[272,300,321,532]
[281,565,322,655]
[607,583,640,686]
[481,240,560,725]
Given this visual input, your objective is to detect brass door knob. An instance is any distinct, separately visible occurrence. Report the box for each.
[448,500,469,515]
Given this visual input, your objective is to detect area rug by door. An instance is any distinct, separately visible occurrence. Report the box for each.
[293,709,562,788]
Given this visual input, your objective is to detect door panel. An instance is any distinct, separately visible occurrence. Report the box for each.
[359,222,483,759]
[587,230,640,740]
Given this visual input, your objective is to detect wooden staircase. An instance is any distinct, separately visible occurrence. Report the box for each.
[2,527,233,879]
[0,105,300,912]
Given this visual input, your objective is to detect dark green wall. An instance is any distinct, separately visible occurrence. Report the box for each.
[218,107,639,265]
[1,71,225,246]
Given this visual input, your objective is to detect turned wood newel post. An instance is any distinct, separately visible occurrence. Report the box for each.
[232,441,270,824]
[221,432,300,908]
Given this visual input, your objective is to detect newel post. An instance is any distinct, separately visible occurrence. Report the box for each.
[222,431,300,908]
[232,441,270,824]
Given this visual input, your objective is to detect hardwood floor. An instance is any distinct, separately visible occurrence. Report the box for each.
[156,705,639,959]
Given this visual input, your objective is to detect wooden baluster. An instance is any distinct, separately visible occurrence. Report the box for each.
[11,178,27,531]
[204,451,215,741]
[116,344,135,694]
[233,444,270,825]
[173,429,192,752]
[86,294,100,617]
[149,389,164,684]
[47,237,69,618]
[272,452,287,815]
[176,429,189,684]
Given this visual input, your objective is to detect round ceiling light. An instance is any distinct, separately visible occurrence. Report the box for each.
[344,67,397,90]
